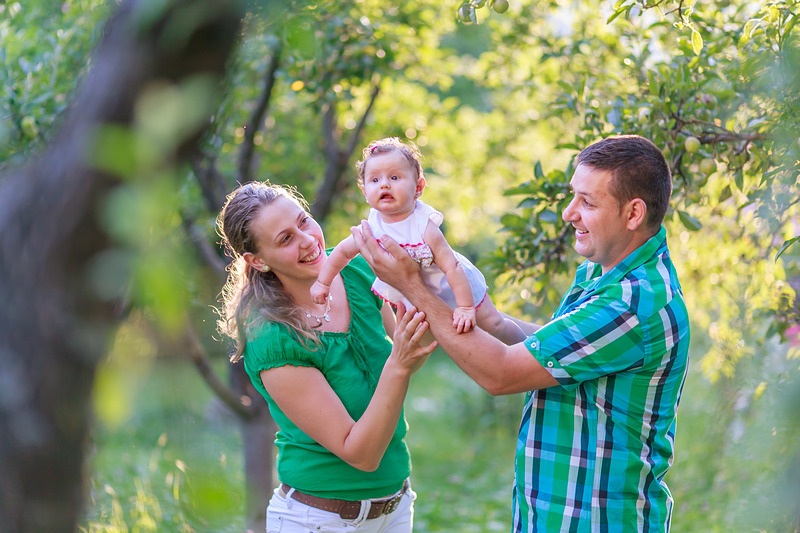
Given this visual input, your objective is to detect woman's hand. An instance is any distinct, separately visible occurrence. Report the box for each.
[386,303,438,376]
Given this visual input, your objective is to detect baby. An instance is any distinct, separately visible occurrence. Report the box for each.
[311,137,524,343]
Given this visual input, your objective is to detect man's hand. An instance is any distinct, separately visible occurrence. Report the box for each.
[351,221,422,288]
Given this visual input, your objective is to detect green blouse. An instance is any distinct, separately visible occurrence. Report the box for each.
[242,255,410,500]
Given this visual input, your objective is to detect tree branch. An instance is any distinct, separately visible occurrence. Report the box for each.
[183,321,258,420]
[181,213,228,282]
[237,42,283,181]
[344,79,381,161]
[189,150,230,213]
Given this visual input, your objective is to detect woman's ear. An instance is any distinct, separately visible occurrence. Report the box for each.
[242,251,266,272]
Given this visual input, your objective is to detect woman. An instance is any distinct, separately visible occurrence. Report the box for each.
[217,181,437,532]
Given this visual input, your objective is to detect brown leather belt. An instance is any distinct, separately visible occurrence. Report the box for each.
[280,479,409,520]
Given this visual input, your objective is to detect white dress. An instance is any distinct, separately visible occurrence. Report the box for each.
[368,200,488,309]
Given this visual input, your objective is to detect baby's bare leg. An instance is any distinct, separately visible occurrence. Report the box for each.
[475,297,527,345]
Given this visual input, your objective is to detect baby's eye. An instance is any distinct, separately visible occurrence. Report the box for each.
[391,175,399,180]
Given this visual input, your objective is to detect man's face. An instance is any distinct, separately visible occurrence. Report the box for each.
[562,164,638,273]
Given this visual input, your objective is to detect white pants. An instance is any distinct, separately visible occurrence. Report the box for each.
[265,485,416,533]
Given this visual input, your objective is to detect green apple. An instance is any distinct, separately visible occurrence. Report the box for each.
[21,116,38,138]
[684,136,701,153]
[492,0,509,13]
[458,3,473,23]
[699,158,716,175]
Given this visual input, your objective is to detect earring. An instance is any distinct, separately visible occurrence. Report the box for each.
[260,265,271,273]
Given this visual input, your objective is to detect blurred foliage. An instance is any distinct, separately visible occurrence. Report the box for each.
[0,0,110,167]
[3,0,800,530]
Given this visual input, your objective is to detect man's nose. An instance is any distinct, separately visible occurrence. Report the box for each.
[562,199,576,221]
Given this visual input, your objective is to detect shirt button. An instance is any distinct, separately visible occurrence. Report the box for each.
[546,361,554,368]
[530,340,538,348]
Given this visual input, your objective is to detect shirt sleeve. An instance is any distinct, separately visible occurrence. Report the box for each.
[244,320,318,375]
[345,254,383,309]
[524,287,645,391]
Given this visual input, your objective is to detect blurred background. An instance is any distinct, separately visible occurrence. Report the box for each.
[1,0,798,531]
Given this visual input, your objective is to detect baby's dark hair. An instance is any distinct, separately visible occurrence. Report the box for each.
[356,137,423,188]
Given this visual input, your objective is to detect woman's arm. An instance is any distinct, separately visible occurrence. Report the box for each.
[260,305,437,472]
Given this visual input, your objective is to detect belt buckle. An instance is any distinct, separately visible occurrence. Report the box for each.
[381,494,402,515]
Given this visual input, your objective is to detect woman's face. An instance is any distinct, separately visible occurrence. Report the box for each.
[243,196,326,285]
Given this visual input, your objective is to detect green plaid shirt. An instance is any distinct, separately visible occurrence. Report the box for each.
[513,226,690,532]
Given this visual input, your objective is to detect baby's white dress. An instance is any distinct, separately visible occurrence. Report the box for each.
[368,200,487,309]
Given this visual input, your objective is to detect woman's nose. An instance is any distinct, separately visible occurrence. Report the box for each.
[299,231,316,247]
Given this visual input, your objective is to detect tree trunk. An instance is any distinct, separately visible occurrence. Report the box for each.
[229,364,277,532]
[0,1,244,531]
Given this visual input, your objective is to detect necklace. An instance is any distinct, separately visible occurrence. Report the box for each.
[305,295,332,328]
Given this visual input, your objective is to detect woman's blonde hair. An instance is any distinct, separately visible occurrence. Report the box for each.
[216,181,320,362]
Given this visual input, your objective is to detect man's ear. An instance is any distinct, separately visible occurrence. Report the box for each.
[626,198,647,231]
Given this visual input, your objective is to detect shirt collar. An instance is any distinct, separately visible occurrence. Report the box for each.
[580,226,667,291]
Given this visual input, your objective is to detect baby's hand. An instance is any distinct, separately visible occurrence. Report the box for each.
[453,306,476,334]
[310,280,330,304]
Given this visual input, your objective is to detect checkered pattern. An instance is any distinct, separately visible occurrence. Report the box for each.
[513,227,690,532]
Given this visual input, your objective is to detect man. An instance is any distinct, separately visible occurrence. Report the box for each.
[352,135,691,532]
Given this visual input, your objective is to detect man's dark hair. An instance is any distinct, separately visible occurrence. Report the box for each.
[576,135,672,230]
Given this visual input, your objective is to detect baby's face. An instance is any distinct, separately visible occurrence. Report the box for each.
[362,150,423,223]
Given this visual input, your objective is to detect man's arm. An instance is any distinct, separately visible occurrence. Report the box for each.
[352,221,558,395]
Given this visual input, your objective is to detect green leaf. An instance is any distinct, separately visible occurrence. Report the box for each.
[691,29,704,55]
[607,7,626,24]
[534,161,544,180]
[734,168,744,191]
[775,236,800,261]
[539,209,559,223]
[677,210,702,231]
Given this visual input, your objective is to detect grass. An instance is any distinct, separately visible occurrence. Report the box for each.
[82,353,518,532]
[82,344,800,532]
